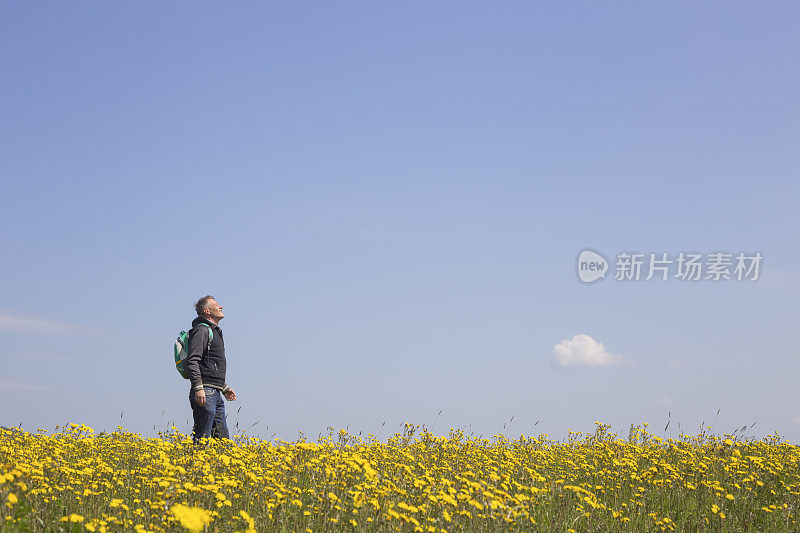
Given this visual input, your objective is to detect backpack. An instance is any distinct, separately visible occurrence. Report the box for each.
[174,324,213,379]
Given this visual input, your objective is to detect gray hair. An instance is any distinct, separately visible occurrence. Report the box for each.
[194,295,216,316]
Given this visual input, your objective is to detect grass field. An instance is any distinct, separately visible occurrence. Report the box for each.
[1,422,799,532]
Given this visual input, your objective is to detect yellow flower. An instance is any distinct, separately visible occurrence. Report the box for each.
[441,493,457,506]
[170,504,213,533]
[239,509,255,530]
[398,502,419,513]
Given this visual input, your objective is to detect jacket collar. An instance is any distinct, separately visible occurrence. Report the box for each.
[192,316,221,330]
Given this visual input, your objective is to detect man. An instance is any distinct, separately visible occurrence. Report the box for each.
[186,295,237,443]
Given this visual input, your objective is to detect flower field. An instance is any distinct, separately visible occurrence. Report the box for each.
[1,422,799,532]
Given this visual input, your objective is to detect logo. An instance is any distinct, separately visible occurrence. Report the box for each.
[575,249,762,284]
[577,250,608,283]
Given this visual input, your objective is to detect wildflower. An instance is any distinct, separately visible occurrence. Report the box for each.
[170,505,213,533]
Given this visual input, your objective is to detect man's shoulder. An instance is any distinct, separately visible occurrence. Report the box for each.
[189,319,211,334]
[190,319,221,336]
[191,317,212,328]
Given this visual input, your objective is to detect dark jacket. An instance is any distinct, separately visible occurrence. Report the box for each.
[186,316,228,392]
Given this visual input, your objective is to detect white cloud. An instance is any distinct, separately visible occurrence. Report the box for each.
[0,312,106,337]
[553,334,622,368]
[655,397,672,406]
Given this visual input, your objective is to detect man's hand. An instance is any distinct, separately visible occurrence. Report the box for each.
[224,388,236,401]
[195,389,206,407]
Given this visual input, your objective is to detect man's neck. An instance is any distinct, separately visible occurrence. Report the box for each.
[203,315,219,326]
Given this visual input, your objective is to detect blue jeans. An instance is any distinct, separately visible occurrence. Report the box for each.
[189,387,230,443]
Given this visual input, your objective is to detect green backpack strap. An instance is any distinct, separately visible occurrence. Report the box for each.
[200,323,213,352]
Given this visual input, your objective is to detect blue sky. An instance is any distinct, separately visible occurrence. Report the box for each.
[1,2,798,442]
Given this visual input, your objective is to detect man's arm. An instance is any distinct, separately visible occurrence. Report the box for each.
[186,326,207,391]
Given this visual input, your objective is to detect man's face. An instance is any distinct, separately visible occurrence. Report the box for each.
[205,299,224,321]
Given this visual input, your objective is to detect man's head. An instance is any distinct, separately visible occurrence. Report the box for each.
[195,295,224,324]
